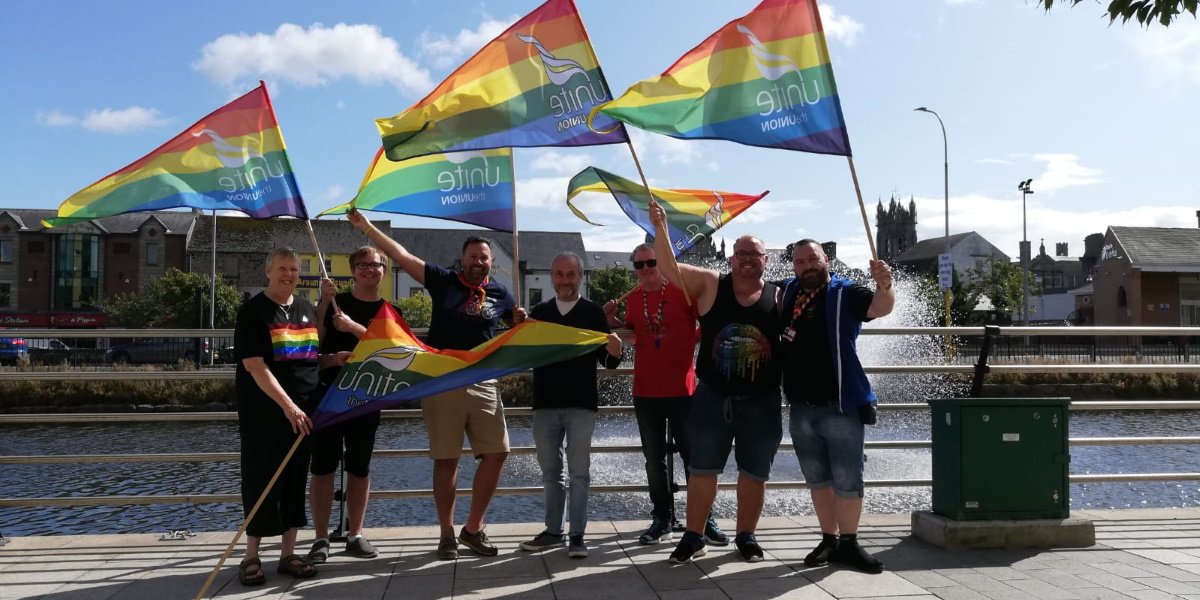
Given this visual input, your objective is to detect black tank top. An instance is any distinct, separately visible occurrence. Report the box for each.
[696,274,782,395]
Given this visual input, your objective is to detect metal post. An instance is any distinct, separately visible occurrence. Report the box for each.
[916,107,954,355]
[1018,180,1034,327]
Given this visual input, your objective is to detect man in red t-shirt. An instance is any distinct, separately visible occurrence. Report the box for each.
[604,243,728,547]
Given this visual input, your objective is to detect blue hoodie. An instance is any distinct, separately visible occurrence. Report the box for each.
[780,274,876,413]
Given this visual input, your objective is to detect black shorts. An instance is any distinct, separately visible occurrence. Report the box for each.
[309,411,382,477]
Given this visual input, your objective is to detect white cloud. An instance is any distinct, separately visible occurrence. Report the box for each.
[819,4,864,46]
[318,185,347,204]
[582,224,649,252]
[419,17,517,68]
[194,23,432,95]
[1030,153,1107,192]
[975,157,1014,166]
[527,149,592,176]
[734,198,820,226]
[39,107,169,133]
[1125,25,1200,95]
[516,176,572,209]
[629,129,701,166]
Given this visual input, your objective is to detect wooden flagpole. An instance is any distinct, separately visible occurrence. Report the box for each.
[622,141,692,306]
[305,220,339,313]
[846,156,879,261]
[508,151,521,308]
[193,433,306,599]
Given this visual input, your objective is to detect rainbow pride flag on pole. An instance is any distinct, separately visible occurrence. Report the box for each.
[43,83,306,227]
[312,303,608,430]
[319,148,515,231]
[375,0,628,163]
[594,0,850,156]
[566,166,768,256]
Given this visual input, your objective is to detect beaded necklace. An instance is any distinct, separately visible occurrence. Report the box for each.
[642,281,668,348]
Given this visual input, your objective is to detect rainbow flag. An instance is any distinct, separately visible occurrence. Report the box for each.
[566,166,768,256]
[375,0,628,163]
[318,148,514,232]
[270,323,318,361]
[312,303,608,430]
[594,0,850,156]
[43,83,306,227]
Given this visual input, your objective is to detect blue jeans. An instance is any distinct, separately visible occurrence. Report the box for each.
[532,408,596,536]
[790,404,866,498]
[633,395,692,521]
[688,381,782,482]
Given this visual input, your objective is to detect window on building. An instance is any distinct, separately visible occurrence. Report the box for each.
[55,233,100,310]
[529,288,543,304]
[1117,286,1127,308]
[301,258,312,273]
[0,283,10,307]
[0,240,11,263]
[409,287,424,297]
[146,242,159,266]
[324,258,333,274]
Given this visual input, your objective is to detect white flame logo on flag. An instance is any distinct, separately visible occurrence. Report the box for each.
[193,129,264,168]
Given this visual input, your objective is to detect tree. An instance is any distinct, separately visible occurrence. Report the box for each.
[963,258,1043,324]
[949,268,982,326]
[587,265,637,320]
[1040,0,1197,27]
[104,268,241,328]
[395,292,432,329]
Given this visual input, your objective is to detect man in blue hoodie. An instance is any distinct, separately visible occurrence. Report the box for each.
[780,239,894,574]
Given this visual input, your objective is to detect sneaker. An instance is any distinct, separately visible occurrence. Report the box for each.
[638,518,672,545]
[436,536,458,560]
[803,537,838,567]
[458,526,499,556]
[306,538,329,564]
[567,534,588,559]
[670,518,686,533]
[734,532,764,563]
[667,531,707,564]
[703,517,730,546]
[519,530,565,552]
[832,540,884,574]
[345,535,378,559]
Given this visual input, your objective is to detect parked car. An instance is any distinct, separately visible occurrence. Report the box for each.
[26,338,74,364]
[105,338,212,364]
[0,334,28,364]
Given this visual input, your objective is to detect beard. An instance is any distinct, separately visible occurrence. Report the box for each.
[799,266,828,290]
[464,264,489,284]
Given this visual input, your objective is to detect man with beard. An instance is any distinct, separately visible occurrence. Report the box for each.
[349,210,523,559]
[645,203,783,565]
[602,244,728,548]
[306,246,398,564]
[517,252,623,559]
[780,239,893,574]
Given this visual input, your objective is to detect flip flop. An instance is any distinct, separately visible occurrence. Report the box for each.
[238,557,265,586]
[277,554,317,579]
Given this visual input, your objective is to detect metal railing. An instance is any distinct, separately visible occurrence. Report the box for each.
[2,326,1200,508]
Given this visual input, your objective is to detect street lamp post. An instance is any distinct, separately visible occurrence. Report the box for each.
[915,107,951,329]
[1018,179,1034,326]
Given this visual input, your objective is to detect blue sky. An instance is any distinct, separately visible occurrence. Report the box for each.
[3,1,1198,269]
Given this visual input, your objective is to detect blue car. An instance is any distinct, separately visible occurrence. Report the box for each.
[0,334,28,364]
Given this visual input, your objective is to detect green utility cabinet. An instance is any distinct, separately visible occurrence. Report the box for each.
[929,398,1070,520]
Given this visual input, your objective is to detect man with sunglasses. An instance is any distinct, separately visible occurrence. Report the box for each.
[602,244,727,548]
[646,204,783,565]
[307,246,397,564]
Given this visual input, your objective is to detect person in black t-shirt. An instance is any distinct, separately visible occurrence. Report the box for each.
[348,209,525,560]
[305,246,400,564]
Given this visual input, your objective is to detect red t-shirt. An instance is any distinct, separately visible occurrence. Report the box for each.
[624,282,698,397]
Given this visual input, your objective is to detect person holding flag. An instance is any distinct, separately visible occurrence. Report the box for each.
[602,244,728,548]
[234,247,343,585]
[645,203,784,565]
[306,246,400,564]
[347,209,524,559]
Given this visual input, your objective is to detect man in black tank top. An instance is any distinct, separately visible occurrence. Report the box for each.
[647,202,783,565]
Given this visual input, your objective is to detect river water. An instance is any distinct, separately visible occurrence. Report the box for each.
[1,405,1197,537]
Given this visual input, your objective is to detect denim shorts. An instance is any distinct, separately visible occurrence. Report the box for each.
[687,381,782,482]
[789,404,866,498]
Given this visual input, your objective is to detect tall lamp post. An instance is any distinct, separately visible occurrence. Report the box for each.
[914,107,951,329]
[1018,179,1034,326]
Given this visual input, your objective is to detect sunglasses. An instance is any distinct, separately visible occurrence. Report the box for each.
[632,259,658,269]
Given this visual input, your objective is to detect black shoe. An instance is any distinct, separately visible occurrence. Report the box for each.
[667,531,707,564]
[306,539,329,564]
[458,526,498,556]
[567,534,588,559]
[670,518,686,533]
[345,536,378,559]
[519,530,564,552]
[703,517,730,546]
[734,532,763,563]
[436,537,458,560]
[832,540,884,574]
[639,518,672,545]
[803,538,838,567]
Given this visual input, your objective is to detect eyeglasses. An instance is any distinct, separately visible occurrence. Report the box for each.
[354,262,385,270]
[734,251,766,259]
[632,259,658,269]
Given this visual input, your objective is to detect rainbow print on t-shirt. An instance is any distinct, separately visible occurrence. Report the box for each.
[270,323,318,361]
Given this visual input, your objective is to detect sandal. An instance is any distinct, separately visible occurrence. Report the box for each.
[277,554,317,579]
[238,557,265,586]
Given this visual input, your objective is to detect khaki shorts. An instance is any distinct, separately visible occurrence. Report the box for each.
[421,380,510,460]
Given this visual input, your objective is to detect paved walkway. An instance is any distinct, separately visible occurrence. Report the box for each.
[2,508,1199,599]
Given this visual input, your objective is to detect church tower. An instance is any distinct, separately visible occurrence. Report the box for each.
[875,195,918,262]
